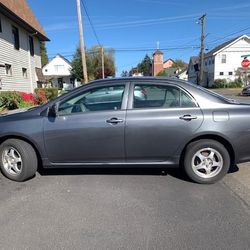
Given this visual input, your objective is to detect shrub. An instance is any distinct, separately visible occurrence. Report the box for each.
[34,88,59,104]
[34,88,47,105]
[0,91,22,110]
[45,88,58,101]
[212,79,227,88]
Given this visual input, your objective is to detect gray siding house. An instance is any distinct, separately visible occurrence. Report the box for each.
[0,0,49,93]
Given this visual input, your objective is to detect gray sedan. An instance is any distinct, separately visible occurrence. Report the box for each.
[0,77,250,184]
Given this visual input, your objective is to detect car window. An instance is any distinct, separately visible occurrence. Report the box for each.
[133,84,197,109]
[58,85,125,115]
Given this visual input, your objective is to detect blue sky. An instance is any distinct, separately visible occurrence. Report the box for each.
[28,0,250,76]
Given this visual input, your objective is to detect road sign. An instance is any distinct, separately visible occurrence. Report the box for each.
[241,58,250,68]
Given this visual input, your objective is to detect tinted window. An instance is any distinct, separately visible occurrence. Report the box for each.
[133,84,196,109]
[58,85,125,115]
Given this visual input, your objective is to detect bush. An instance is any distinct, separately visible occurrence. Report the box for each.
[212,79,227,88]
[212,79,243,89]
[45,88,58,101]
[0,91,23,110]
[34,88,59,104]
[0,91,36,110]
[34,88,47,105]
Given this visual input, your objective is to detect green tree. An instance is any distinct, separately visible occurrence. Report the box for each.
[137,54,152,76]
[172,59,187,69]
[40,42,49,67]
[157,70,168,77]
[71,46,116,82]
[121,70,129,77]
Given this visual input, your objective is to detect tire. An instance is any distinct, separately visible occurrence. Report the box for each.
[0,139,38,182]
[184,139,230,184]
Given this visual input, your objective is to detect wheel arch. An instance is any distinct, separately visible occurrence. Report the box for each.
[0,135,43,167]
[180,134,235,167]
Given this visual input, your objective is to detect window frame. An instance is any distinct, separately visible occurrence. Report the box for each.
[12,26,20,50]
[0,17,2,33]
[56,82,129,117]
[5,64,12,76]
[22,67,28,78]
[29,36,34,56]
[221,54,226,64]
[128,81,199,110]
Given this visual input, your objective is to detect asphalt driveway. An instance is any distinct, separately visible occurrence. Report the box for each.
[0,167,250,250]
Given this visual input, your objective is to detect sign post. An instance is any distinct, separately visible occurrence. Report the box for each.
[241,55,250,86]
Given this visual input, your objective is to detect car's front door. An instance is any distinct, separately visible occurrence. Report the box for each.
[43,83,128,164]
[125,82,204,163]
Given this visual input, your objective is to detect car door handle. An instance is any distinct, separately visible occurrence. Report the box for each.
[106,118,124,124]
[179,114,197,121]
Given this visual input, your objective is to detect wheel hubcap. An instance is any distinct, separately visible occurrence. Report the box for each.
[191,147,223,179]
[2,147,22,176]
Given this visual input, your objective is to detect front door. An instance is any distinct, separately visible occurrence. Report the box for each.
[125,82,204,162]
[43,84,128,164]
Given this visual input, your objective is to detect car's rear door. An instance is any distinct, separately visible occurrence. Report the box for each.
[125,81,204,163]
[43,83,129,164]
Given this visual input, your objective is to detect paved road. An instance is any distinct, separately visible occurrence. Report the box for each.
[0,167,250,250]
[1,88,250,250]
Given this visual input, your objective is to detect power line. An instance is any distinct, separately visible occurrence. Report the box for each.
[80,0,101,46]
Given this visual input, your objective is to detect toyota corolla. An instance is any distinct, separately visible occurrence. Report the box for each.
[1,77,250,184]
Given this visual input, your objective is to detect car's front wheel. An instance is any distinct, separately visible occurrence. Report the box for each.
[184,139,230,184]
[0,139,38,182]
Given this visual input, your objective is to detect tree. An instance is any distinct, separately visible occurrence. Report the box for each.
[71,46,116,82]
[40,42,49,67]
[172,59,187,70]
[121,70,129,77]
[157,70,168,77]
[137,54,152,76]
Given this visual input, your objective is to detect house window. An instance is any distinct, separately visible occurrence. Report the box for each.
[212,59,214,64]
[221,54,226,64]
[54,65,65,73]
[0,17,2,33]
[22,68,27,78]
[219,72,224,76]
[209,60,211,65]
[29,36,34,56]
[12,26,20,50]
[5,64,12,76]
[228,72,233,76]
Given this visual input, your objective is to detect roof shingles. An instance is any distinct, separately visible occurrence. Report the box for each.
[0,0,48,40]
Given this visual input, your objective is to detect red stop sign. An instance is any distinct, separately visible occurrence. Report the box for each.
[241,58,250,68]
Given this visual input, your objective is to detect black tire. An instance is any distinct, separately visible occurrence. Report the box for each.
[184,139,230,184]
[0,139,38,182]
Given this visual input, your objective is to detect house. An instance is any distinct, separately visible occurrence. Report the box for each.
[42,54,76,90]
[163,58,174,69]
[187,56,200,84]
[176,68,188,81]
[0,0,49,92]
[152,49,187,78]
[188,35,250,87]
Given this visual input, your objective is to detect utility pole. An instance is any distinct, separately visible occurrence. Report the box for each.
[76,0,88,83]
[101,46,105,79]
[198,14,206,85]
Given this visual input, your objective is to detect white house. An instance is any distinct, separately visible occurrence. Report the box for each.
[188,35,250,87]
[0,0,49,93]
[42,54,76,90]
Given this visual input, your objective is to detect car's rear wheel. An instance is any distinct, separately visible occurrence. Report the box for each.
[0,139,38,182]
[184,139,230,184]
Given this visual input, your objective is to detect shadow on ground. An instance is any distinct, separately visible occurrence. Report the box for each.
[38,166,192,182]
[37,164,239,183]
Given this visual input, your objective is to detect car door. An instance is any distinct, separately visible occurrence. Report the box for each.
[43,83,129,164]
[125,82,204,163]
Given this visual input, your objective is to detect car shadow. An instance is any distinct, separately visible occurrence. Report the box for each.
[37,164,239,183]
[38,166,192,183]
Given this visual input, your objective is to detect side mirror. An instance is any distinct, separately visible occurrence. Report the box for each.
[48,103,58,117]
